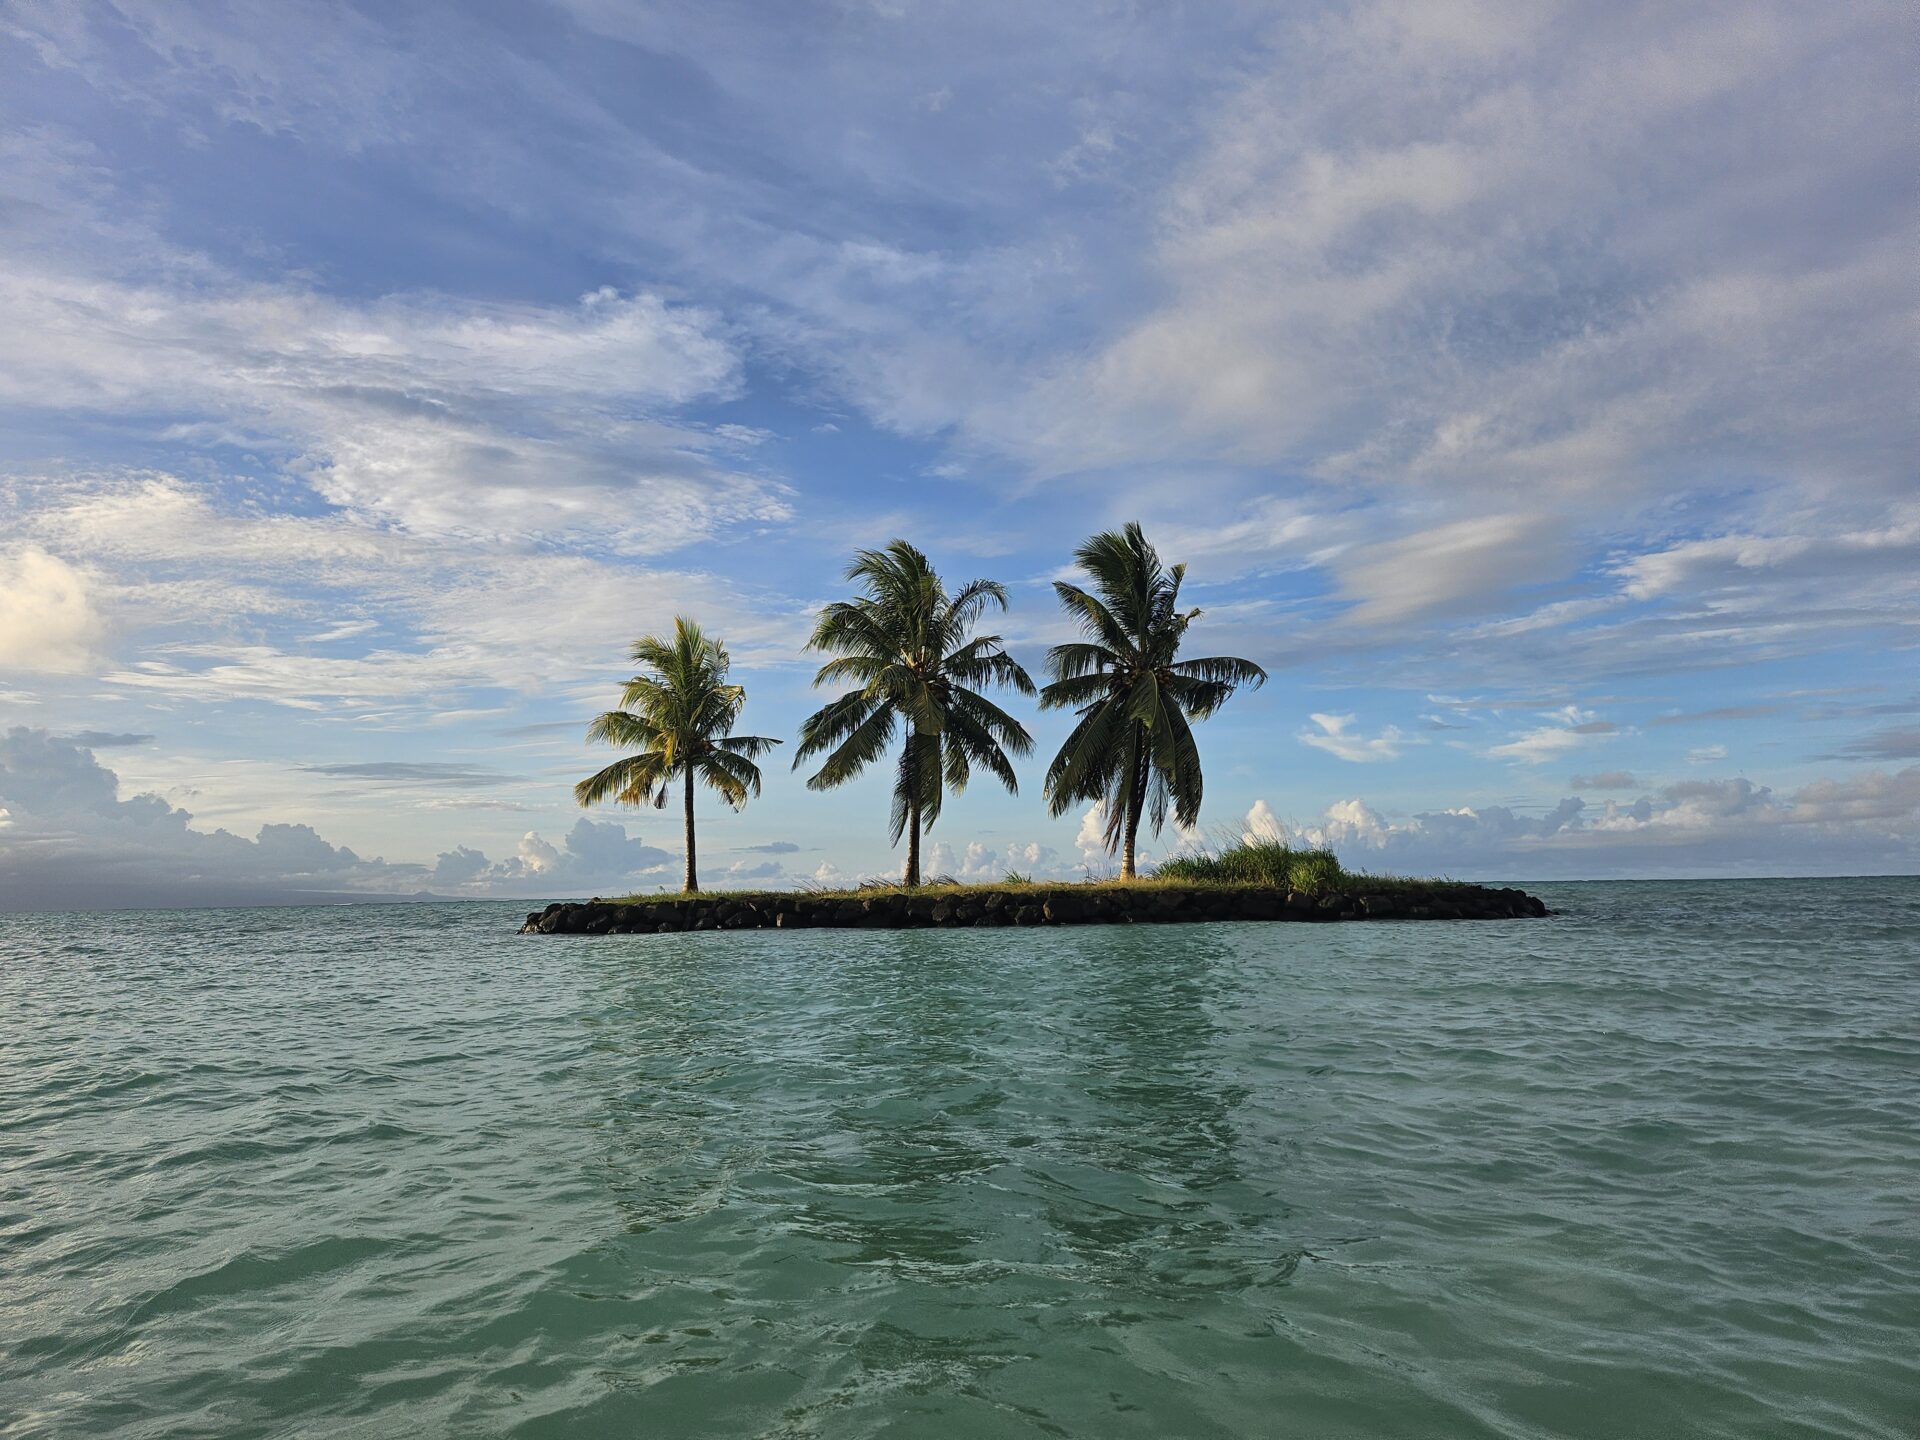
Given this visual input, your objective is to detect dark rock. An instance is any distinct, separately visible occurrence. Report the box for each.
[521,879,1550,935]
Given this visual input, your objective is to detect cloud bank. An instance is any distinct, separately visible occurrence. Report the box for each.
[0,730,673,910]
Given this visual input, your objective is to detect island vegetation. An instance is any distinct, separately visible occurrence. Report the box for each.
[1039,523,1266,878]
[519,838,1546,933]
[793,540,1035,888]
[572,617,780,893]
[555,523,1549,927]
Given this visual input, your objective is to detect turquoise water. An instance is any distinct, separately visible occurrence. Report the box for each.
[2,880,1915,1438]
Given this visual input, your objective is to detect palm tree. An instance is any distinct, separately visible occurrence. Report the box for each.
[795,541,1035,886]
[574,617,780,893]
[1040,523,1267,879]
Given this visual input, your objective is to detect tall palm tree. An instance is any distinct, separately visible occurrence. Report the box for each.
[1040,523,1267,879]
[795,541,1035,886]
[574,617,780,893]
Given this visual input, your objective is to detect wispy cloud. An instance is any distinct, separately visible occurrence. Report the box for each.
[1299,713,1408,763]
[302,762,521,787]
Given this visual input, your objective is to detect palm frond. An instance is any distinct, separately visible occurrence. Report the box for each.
[804,702,897,790]
[1051,582,1133,656]
[697,748,760,808]
[1039,527,1259,858]
[577,616,773,844]
[712,734,782,759]
[793,690,882,762]
[1042,695,1128,815]
[1168,654,1267,688]
[584,709,666,750]
[573,752,670,809]
[948,686,1034,755]
[1036,671,1113,710]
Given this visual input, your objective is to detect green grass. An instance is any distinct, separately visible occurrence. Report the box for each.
[1153,838,1346,891]
[593,837,1467,907]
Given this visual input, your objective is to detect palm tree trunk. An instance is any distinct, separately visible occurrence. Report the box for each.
[682,765,698,892]
[903,734,922,887]
[1121,730,1147,880]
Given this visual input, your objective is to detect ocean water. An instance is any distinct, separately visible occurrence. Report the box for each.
[1,880,1915,1439]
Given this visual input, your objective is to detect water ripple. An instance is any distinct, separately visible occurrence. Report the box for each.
[1,880,1916,1437]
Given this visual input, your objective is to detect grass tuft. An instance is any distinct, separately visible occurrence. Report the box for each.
[1152,837,1345,891]
[601,838,1467,906]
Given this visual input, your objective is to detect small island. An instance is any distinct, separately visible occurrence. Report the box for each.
[520,842,1548,934]
[528,530,1553,938]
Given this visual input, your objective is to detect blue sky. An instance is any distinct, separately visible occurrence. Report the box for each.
[1,0,1914,907]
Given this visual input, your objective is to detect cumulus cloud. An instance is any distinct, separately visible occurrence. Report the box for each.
[1242,799,1285,845]
[1074,803,1110,866]
[429,819,674,896]
[429,846,491,886]
[0,728,669,910]
[0,727,397,910]
[722,859,785,882]
[1250,766,1920,878]
[0,547,100,673]
[926,838,1072,883]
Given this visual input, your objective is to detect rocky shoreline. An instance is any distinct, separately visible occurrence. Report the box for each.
[520,882,1547,935]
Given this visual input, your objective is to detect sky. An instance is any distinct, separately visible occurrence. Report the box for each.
[0,0,1914,910]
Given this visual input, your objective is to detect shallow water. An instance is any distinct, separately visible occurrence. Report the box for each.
[2,879,1916,1438]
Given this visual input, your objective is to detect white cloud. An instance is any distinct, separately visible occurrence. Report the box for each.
[1074,802,1108,864]
[1334,515,1569,627]
[1486,728,1588,763]
[0,263,780,554]
[0,547,100,673]
[1486,706,1619,764]
[2,0,1912,889]
[0,727,669,909]
[1299,712,1407,763]
[1615,513,1920,604]
[0,726,398,909]
[1570,771,1638,791]
[1001,2,1909,498]
[1276,767,1920,878]
[429,819,673,895]
[1242,799,1285,844]
[1688,745,1730,765]
[5,472,807,717]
